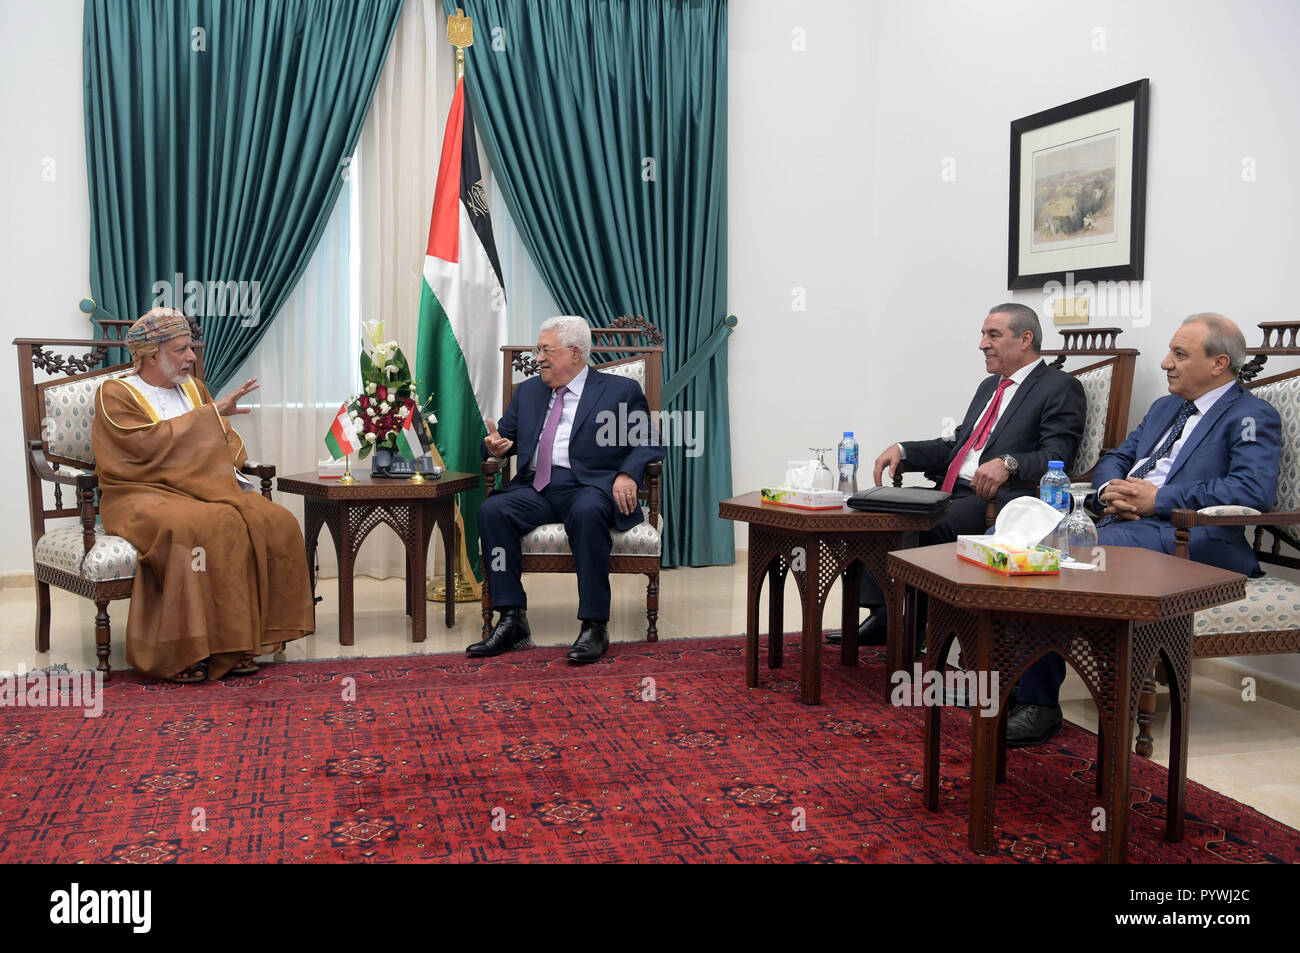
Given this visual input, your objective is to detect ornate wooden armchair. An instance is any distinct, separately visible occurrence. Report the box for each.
[1134,321,1300,754]
[479,317,664,641]
[892,328,1140,525]
[17,322,275,677]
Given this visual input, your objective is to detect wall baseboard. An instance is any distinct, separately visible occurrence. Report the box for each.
[1193,657,1300,711]
[1,572,34,590]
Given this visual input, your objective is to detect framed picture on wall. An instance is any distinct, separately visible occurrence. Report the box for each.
[1007,79,1150,290]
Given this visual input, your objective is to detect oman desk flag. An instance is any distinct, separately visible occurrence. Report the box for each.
[324,404,360,459]
[415,75,507,579]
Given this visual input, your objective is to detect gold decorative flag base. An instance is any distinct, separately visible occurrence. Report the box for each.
[427,571,479,603]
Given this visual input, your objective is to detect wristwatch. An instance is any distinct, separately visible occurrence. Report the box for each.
[998,454,1019,475]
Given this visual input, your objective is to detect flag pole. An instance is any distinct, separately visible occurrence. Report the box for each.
[340,452,355,485]
[426,8,482,605]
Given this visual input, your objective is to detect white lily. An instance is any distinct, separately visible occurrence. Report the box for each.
[361,319,386,359]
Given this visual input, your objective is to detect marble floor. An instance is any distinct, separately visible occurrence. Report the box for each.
[3,560,1298,832]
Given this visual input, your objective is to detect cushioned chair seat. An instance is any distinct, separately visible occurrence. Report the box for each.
[1195,575,1300,635]
[35,525,137,581]
[521,516,662,557]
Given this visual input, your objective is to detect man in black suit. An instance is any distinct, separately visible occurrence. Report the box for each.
[830,303,1086,645]
[469,315,664,663]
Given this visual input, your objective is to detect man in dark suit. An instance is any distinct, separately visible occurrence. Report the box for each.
[1011,313,1282,745]
[469,315,664,663]
[830,303,1087,645]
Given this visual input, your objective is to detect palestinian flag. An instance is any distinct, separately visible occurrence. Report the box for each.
[415,75,506,580]
[395,409,421,461]
[324,404,359,459]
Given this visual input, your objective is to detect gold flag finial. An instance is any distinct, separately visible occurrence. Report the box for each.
[447,8,473,80]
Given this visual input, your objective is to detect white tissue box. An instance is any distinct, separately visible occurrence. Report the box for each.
[760,486,844,510]
[956,535,1060,575]
[316,457,348,478]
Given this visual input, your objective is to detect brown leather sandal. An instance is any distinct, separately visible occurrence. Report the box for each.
[167,661,207,684]
[229,655,260,676]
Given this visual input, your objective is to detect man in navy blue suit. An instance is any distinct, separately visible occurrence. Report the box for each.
[469,315,664,663]
[1011,313,1282,745]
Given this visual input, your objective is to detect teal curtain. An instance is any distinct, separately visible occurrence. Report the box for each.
[445,0,733,568]
[84,0,403,391]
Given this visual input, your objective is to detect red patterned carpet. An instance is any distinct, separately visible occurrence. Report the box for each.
[0,636,1295,863]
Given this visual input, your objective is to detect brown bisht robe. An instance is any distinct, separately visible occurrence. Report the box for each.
[92,376,313,679]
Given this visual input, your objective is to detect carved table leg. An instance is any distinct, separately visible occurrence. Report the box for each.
[408,501,428,643]
[302,499,327,597]
[443,506,455,629]
[840,561,862,667]
[921,585,940,810]
[1136,663,1159,758]
[1099,621,1134,864]
[967,611,998,855]
[767,556,785,670]
[1165,619,1193,843]
[800,537,822,705]
[328,502,355,646]
[744,544,761,688]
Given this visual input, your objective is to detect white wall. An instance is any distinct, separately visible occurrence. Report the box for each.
[0,0,94,579]
[727,0,1300,683]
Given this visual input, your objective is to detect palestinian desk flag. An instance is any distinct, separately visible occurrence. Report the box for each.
[324,404,360,459]
[415,75,507,581]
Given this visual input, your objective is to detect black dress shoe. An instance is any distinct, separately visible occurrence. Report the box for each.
[567,620,609,663]
[466,608,532,657]
[827,610,888,645]
[1006,702,1063,748]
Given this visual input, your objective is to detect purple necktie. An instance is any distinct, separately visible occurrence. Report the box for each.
[532,385,568,492]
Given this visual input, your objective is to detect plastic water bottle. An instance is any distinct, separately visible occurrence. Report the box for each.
[1039,460,1071,551]
[837,432,859,494]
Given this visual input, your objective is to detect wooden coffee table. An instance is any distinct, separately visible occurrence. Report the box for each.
[887,543,1245,864]
[277,470,479,645]
[718,491,949,705]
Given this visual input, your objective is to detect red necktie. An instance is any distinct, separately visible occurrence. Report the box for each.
[940,378,1013,493]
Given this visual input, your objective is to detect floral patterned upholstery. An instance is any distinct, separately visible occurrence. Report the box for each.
[1251,376,1300,542]
[34,525,137,581]
[43,370,120,466]
[1196,575,1300,635]
[478,508,662,558]
[597,358,646,390]
[1198,505,1262,517]
[1069,364,1113,478]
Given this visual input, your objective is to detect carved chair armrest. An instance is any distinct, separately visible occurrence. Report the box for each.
[29,444,97,489]
[482,457,503,497]
[240,461,276,500]
[643,461,662,525]
[1170,507,1300,559]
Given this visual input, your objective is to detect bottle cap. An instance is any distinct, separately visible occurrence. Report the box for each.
[843,431,853,437]
[1049,460,1064,468]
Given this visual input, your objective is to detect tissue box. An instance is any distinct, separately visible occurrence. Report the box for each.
[316,457,348,479]
[760,486,844,510]
[956,535,1060,575]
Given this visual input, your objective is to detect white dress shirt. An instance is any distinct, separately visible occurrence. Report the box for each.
[120,374,254,490]
[1117,379,1236,491]
[529,365,588,472]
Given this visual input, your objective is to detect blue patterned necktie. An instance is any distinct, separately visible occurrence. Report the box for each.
[1097,400,1198,528]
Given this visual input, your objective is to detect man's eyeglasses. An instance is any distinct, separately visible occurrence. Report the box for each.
[532,344,575,357]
